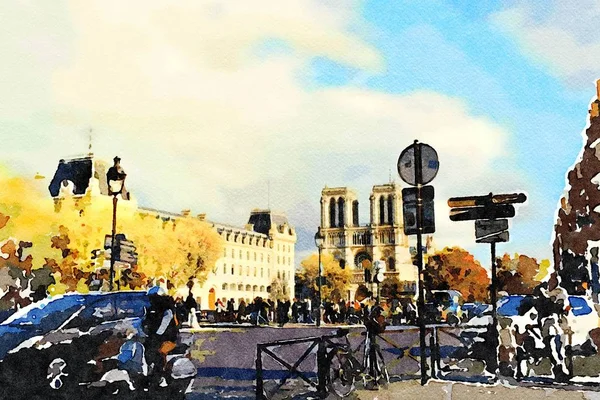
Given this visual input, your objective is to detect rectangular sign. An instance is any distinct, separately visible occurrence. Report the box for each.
[476,231,509,244]
[475,219,509,239]
[104,234,113,249]
[448,192,526,208]
[449,204,515,221]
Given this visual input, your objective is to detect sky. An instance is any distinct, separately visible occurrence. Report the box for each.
[1,1,599,269]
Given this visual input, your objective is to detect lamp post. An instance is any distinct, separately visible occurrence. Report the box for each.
[107,156,127,291]
[314,227,325,328]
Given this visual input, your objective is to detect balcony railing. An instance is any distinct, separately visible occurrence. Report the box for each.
[377,228,395,245]
[326,232,345,247]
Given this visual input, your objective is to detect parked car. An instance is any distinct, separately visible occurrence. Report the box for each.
[497,294,600,348]
[0,291,150,361]
[425,290,463,325]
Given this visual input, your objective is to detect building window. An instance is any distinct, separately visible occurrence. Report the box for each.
[253,267,257,277]
[222,283,228,290]
[329,198,336,228]
[239,250,242,259]
[277,270,281,279]
[261,268,263,277]
[238,265,242,275]
[338,197,345,227]
[261,254,264,262]
[254,252,257,261]
[231,265,234,275]
[223,264,226,274]
[247,251,249,260]
[246,266,250,276]
[352,200,359,226]
[232,249,235,258]
[224,248,227,257]
[277,256,280,264]
[267,255,270,263]
[268,269,271,278]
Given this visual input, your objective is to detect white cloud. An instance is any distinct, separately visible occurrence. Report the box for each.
[0,1,524,261]
[491,2,600,86]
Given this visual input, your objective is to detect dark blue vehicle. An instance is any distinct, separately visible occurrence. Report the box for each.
[0,291,150,361]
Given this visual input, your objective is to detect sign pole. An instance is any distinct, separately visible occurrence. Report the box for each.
[414,141,429,385]
[489,241,499,377]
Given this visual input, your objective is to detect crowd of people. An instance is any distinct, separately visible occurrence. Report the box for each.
[182,294,418,327]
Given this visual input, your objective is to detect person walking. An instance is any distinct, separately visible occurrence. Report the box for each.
[237,299,247,324]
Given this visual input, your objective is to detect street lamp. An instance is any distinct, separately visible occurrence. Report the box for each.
[106,156,127,291]
[314,227,325,327]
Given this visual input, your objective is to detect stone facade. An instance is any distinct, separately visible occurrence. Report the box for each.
[320,183,419,301]
[202,210,297,310]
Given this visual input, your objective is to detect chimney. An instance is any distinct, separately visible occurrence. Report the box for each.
[197,213,206,221]
[597,79,600,100]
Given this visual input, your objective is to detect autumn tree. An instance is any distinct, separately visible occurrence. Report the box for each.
[268,278,290,302]
[425,247,490,302]
[496,253,541,295]
[298,253,352,302]
[0,165,223,296]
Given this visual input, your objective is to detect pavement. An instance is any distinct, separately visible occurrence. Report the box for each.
[355,379,600,400]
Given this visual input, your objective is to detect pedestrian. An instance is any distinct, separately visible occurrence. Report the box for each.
[237,299,247,323]
[292,298,300,323]
[185,292,198,325]
[227,298,235,321]
[143,287,180,384]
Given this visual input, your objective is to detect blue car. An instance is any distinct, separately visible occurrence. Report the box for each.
[0,291,150,360]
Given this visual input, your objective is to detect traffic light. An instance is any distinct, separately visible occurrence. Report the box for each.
[403,186,435,235]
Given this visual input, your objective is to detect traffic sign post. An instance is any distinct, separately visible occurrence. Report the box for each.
[475,219,509,244]
[397,140,439,385]
[447,191,526,378]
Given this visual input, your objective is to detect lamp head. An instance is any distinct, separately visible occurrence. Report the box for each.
[314,227,325,248]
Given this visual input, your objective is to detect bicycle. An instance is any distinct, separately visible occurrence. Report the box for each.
[322,328,363,397]
[322,326,389,397]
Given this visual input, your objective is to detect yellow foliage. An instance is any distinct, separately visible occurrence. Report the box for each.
[0,165,223,293]
[298,252,352,301]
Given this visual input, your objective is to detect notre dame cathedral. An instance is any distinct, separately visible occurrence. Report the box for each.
[319,183,433,301]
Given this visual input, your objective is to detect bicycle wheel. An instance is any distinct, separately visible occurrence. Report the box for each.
[329,350,357,397]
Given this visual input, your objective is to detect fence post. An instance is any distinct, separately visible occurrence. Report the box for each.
[435,327,441,374]
[256,345,264,400]
[317,339,328,398]
[430,330,436,379]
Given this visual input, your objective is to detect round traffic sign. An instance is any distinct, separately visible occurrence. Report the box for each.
[397,142,439,186]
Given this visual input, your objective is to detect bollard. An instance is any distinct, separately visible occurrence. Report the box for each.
[430,332,436,379]
[256,346,264,400]
[316,339,328,398]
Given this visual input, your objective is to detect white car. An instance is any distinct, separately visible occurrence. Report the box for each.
[497,295,599,348]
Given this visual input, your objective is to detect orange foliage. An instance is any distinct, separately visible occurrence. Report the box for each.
[425,247,490,302]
